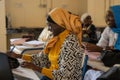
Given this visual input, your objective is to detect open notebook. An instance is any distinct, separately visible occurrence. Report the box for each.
[0,52,40,80]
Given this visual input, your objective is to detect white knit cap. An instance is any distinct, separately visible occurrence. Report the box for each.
[81,13,90,23]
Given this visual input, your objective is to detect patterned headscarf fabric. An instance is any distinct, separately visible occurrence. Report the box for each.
[110,5,120,50]
[44,8,82,54]
[81,13,90,23]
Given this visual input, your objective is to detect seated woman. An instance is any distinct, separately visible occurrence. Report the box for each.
[81,13,98,44]
[83,5,120,80]
[8,8,84,80]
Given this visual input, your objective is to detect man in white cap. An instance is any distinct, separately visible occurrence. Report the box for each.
[81,13,97,44]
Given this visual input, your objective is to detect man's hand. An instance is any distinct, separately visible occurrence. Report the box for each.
[82,42,103,52]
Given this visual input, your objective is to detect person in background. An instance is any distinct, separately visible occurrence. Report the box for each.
[81,13,98,44]
[8,8,84,80]
[96,10,118,50]
[38,26,52,42]
[83,5,120,80]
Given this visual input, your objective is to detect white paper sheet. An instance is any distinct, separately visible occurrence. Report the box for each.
[12,59,40,80]
[23,40,45,47]
[10,38,22,43]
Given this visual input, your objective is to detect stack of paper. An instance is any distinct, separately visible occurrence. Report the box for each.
[10,38,28,45]
[10,38,22,43]
[23,40,45,47]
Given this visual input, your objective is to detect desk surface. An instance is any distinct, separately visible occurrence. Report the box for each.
[12,65,40,80]
[12,59,41,80]
[87,52,110,72]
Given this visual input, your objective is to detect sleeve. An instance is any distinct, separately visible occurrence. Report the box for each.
[31,51,50,68]
[22,52,52,79]
[22,54,32,61]
[52,34,84,80]
[97,27,109,48]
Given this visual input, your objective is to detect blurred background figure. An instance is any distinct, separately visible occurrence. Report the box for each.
[83,5,120,80]
[81,13,98,44]
[38,26,52,42]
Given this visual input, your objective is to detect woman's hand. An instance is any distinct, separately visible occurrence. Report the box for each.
[7,51,22,58]
[21,61,42,72]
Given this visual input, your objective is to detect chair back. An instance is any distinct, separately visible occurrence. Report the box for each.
[0,52,14,80]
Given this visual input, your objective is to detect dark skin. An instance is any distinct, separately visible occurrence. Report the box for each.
[83,16,92,27]
[82,42,103,52]
[82,16,93,36]
[82,10,116,52]
[105,10,116,28]
[47,22,65,36]
[7,21,65,71]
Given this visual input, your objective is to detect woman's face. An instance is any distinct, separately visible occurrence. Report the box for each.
[105,10,116,28]
[47,22,65,36]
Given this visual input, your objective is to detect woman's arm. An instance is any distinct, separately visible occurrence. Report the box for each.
[31,51,50,68]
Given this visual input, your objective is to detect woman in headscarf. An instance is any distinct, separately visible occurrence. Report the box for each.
[83,5,120,80]
[81,13,97,44]
[8,8,84,80]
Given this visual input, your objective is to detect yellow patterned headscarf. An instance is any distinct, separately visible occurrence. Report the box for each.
[49,7,82,44]
[44,8,82,54]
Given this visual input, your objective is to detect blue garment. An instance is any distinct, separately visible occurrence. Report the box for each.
[82,55,88,80]
[110,5,120,50]
[40,76,51,80]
